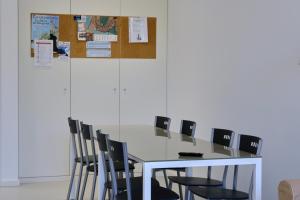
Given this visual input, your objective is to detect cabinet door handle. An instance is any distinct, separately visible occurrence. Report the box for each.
[113,88,117,92]
[122,88,127,94]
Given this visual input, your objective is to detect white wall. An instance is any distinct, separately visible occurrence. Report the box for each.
[168,0,300,199]
[0,0,19,186]
[0,0,2,182]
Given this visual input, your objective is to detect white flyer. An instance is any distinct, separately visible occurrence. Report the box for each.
[86,49,111,58]
[93,34,118,42]
[34,40,53,67]
[86,41,111,49]
[129,16,148,43]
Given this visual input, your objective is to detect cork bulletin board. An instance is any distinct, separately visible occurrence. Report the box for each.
[31,13,156,59]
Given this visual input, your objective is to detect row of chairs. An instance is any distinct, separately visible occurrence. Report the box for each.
[67,117,179,200]
[67,116,262,200]
[154,116,262,200]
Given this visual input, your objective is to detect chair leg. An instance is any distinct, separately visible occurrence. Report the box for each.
[177,171,183,200]
[130,170,134,177]
[101,186,107,200]
[168,179,173,189]
[76,164,84,200]
[90,172,97,200]
[191,194,195,200]
[80,169,89,200]
[108,188,111,200]
[163,169,169,187]
[67,162,77,200]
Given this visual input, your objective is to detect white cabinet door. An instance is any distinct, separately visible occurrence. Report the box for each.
[18,0,71,178]
[119,0,168,125]
[71,59,119,125]
[70,0,121,126]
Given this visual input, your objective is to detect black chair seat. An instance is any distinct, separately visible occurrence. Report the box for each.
[75,155,98,164]
[155,168,186,172]
[116,186,179,200]
[189,186,249,199]
[87,161,135,173]
[168,176,223,187]
[107,177,160,190]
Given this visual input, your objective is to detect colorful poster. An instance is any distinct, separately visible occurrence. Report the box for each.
[32,15,59,42]
[84,16,118,42]
[57,41,70,60]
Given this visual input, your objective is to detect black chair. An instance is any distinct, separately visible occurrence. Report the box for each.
[80,124,136,200]
[152,116,172,187]
[95,131,137,200]
[79,122,98,200]
[164,120,197,200]
[106,137,180,200]
[155,116,171,130]
[67,117,84,200]
[67,118,97,200]
[189,134,262,200]
[180,120,196,137]
[168,128,235,200]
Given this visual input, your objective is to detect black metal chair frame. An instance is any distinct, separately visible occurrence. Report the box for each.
[189,134,263,200]
[79,122,98,200]
[167,120,197,200]
[106,137,179,200]
[67,117,84,200]
[168,128,235,200]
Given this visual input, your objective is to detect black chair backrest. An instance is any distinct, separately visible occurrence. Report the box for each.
[68,117,78,134]
[232,134,262,194]
[80,122,97,166]
[238,134,262,155]
[180,120,196,137]
[212,128,235,147]
[207,128,235,184]
[95,131,110,183]
[108,139,125,162]
[81,122,92,140]
[68,117,83,161]
[106,138,132,200]
[155,116,171,130]
[96,130,108,152]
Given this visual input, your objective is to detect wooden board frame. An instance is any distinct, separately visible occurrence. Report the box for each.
[31,13,156,59]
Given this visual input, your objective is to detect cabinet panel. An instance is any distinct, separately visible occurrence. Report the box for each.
[71,59,119,125]
[120,60,166,125]
[120,0,168,125]
[19,0,71,178]
[70,0,120,126]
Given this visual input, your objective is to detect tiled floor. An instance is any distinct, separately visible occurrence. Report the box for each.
[0,181,70,200]
[0,177,203,200]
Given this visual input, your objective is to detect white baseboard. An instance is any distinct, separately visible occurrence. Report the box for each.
[0,179,20,186]
[20,175,70,184]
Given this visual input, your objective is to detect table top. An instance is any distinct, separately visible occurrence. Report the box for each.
[95,125,260,163]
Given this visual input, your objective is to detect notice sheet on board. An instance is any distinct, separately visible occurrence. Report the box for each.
[34,40,53,67]
[129,16,148,43]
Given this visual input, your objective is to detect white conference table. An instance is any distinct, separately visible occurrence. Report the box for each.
[95,125,262,200]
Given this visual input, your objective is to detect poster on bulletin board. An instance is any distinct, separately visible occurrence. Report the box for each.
[31,14,59,48]
[129,16,148,43]
[31,13,156,59]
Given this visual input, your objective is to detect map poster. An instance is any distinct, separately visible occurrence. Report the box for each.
[31,15,59,45]
[84,16,118,42]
